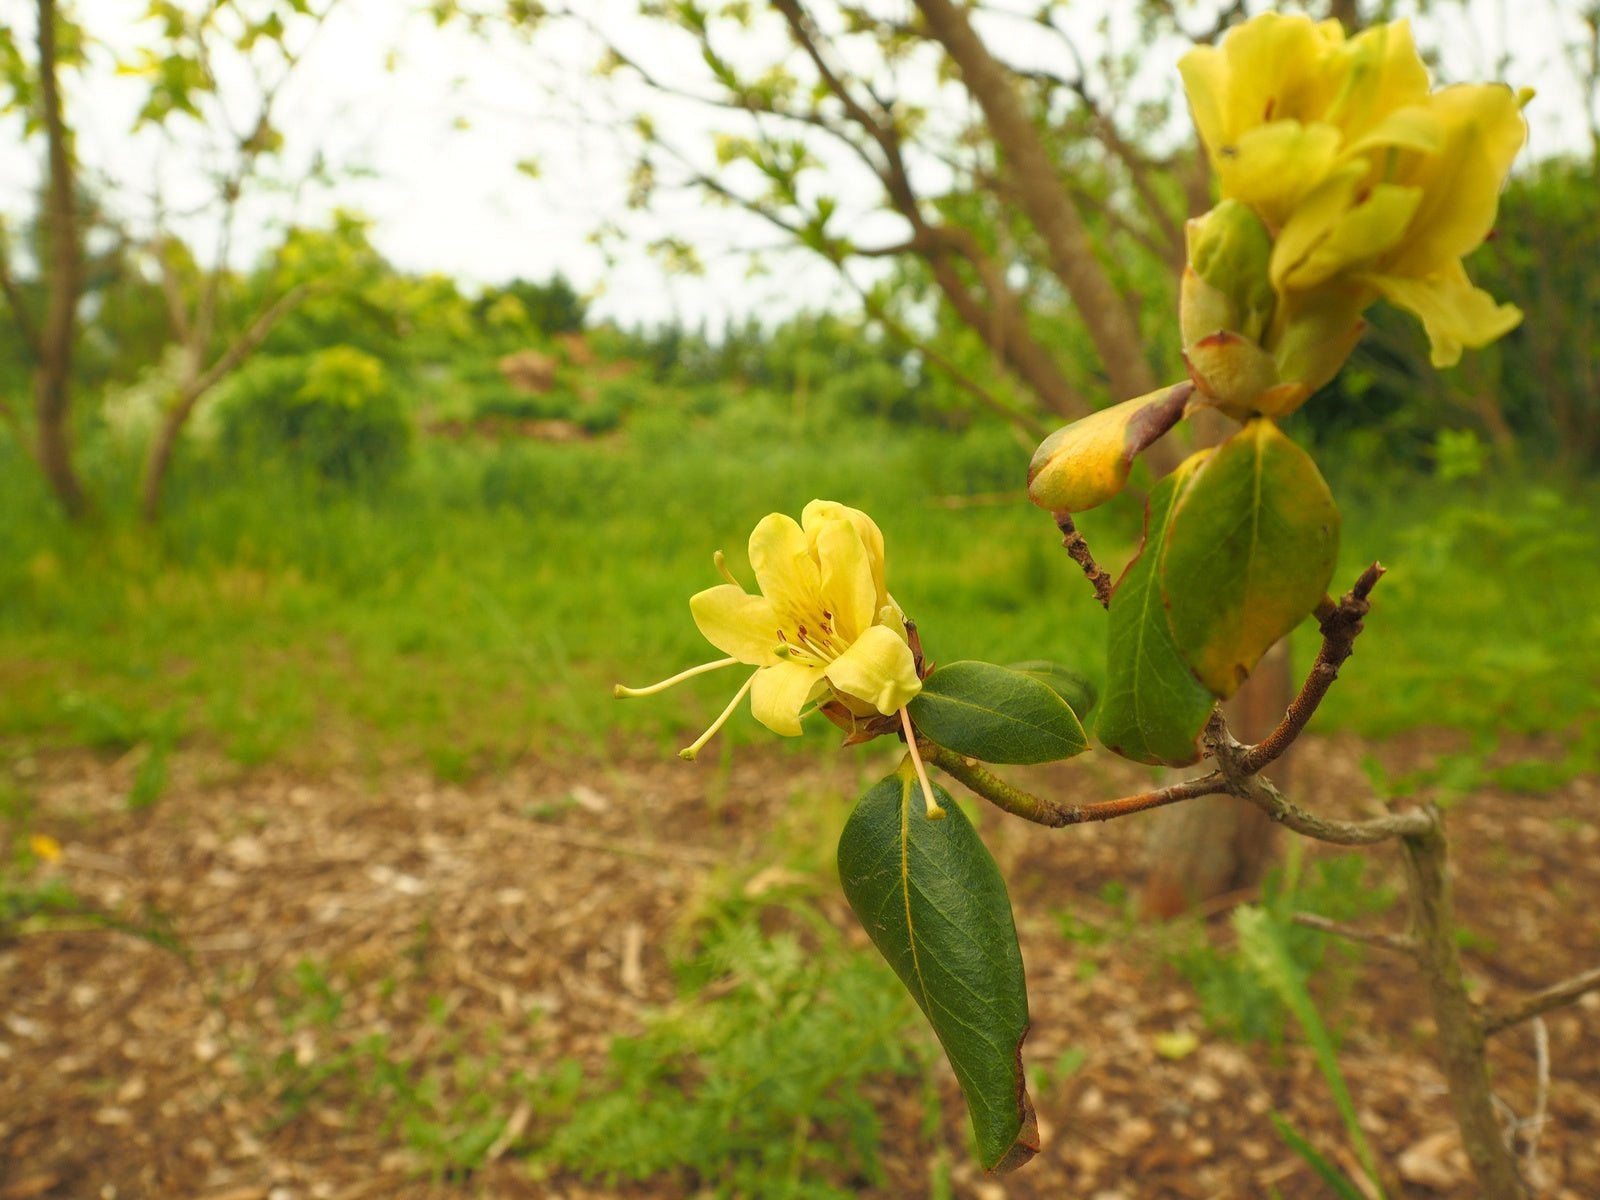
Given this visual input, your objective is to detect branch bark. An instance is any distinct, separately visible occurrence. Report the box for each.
[34,0,90,519]
[911,0,1160,410]
[1484,965,1600,1036]
[1400,815,1525,1198]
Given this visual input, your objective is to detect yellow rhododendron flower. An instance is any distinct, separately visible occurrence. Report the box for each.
[617,499,923,760]
[1179,13,1528,397]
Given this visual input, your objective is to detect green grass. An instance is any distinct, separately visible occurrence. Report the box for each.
[2,399,1596,777]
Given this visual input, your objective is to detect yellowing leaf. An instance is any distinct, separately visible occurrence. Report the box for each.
[1162,421,1340,699]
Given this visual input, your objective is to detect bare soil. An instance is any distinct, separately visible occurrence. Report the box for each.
[2,735,1597,1200]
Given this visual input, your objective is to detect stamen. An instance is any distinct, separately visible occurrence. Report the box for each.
[615,656,738,699]
[899,707,944,819]
[679,669,758,760]
[713,550,740,587]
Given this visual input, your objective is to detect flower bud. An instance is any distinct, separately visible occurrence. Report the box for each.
[1180,201,1274,346]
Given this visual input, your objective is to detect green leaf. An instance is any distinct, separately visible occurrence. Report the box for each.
[1268,1114,1371,1200]
[1027,382,1193,513]
[1163,419,1340,699]
[837,771,1037,1172]
[1005,660,1097,721]
[1096,455,1216,765]
[909,661,1087,765]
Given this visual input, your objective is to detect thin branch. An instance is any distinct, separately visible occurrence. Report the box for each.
[187,282,308,400]
[924,741,1227,826]
[1236,562,1386,775]
[1291,911,1417,955]
[1054,512,1113,609]
[1483,965,1600,1036]
[1234,773,1434,845]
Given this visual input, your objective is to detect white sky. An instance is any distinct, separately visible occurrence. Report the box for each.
[0,0,1593,328]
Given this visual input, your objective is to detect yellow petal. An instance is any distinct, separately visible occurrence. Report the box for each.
[1278,180,1423,290]
[824,624,921,717]
[813,518,876,643]
[690,585,781,665]
[1384,84,1527,277]
[750,661,827,736]
[1339,102,1443,161]
[1324,19,1431,143]
[1177,44,1229,162]
[29,834,62,863]
[1362,263,1522,366]
[1219,122,1342,229]
[747,512,818,627]
[803,499,888,614]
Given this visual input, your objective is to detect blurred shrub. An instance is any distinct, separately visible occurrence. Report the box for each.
[217,346,410,484]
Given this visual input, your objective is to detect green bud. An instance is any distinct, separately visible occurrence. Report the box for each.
[1181,201,1275,345]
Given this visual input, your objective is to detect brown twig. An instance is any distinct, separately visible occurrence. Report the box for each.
[924,741,1226,826]
[1291,911,1417,955]
[1483,964,1600,1035]
[1054,512,1113,609]
[1237,563,1385,774]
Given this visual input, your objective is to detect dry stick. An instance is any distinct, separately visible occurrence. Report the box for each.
[1054,513,1114,609]
[1483,964,1600,1035]
[1237,561,1386,775]
[1290,911,1417,955]
[924,742,1227,827]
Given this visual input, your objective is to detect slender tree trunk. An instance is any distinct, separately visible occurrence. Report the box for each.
[34,0,89,519]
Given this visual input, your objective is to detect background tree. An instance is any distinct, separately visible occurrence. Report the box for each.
[0,0,353,521]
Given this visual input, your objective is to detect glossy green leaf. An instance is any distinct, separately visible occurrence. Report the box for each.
[838,770,1037,1172]
[1096,454,1216,765]
[1005,660,1097,722]
[909,661,1088,765]
[1027,382,1193,513]
[1163,419,1340,698]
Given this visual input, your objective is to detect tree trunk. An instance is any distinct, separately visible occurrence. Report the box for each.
[1140,640,1291,917]
[34,0,89,519]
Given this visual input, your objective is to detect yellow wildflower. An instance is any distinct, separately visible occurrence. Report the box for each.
[616,500,923,760]
[1178,13,1528,410]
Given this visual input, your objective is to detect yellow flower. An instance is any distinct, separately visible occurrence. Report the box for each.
[29,834,63,863]
[616,499,922,760]
[1179,13,1528,392]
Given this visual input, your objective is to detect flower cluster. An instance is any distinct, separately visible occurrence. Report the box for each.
[616,500,922,761]
[1177,14,1529,417]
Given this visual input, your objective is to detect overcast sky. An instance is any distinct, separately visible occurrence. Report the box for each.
[0,0,1592,328]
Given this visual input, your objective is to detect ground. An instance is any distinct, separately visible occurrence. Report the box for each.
[2,734,1597,1200]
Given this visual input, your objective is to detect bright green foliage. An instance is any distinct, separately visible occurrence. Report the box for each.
[837,772,1036,1172]
[1163,419,1340,699]
[1096,457,1217,765]
[909,661,1087,765]
[216,347,410,484]
[533,914,927,1198]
